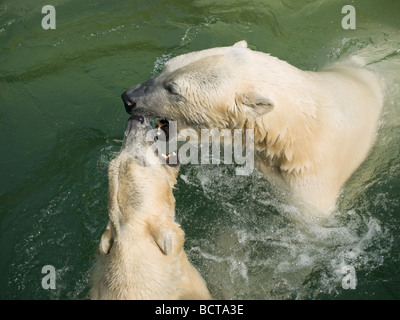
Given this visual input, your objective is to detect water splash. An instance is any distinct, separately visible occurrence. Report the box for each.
[177,162,396,299]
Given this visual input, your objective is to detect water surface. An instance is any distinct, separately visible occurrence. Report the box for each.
[0,0,399,299]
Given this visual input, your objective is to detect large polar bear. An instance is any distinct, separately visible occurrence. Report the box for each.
[90,116,211,299]
[121,41,383,215]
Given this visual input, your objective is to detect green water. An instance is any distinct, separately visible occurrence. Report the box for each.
[1,0,399,299]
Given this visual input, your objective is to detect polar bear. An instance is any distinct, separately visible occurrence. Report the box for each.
[90,116,211,300]
[121,41,383,215]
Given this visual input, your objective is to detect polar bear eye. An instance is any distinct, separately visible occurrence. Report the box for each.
[164,82,180,96]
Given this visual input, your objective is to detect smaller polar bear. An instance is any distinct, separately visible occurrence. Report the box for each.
[90,116,211,300]
[121,40,384,215]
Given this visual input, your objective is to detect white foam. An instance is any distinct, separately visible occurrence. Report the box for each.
[181,157,395,298]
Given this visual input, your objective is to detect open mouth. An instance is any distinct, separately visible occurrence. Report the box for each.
[150,118,179,167]
[151,118,169,141]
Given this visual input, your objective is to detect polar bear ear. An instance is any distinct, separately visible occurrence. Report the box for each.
[233,40,248,48]
[241,92,274,116]
[99,221,114,254]
[157,231,173,255]
[149,222,184,256]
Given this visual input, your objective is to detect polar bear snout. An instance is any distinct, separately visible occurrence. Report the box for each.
[121,116,153,157]
[121,81,147,114]
[122,78,158,116]
[123,115,149,138]
[122,91,137,114]
[121,116,179,168]
[128,115,144,124]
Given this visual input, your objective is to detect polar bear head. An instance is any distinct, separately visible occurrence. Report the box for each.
[118,115,179,170]
[121,41,274,131]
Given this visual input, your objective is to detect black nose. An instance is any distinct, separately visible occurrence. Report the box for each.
[129,115,144,124]
[121,92,136,114]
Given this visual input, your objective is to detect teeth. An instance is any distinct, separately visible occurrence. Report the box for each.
[161,152,177,161]
[156,120,166,128]
[150,118,167,129]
